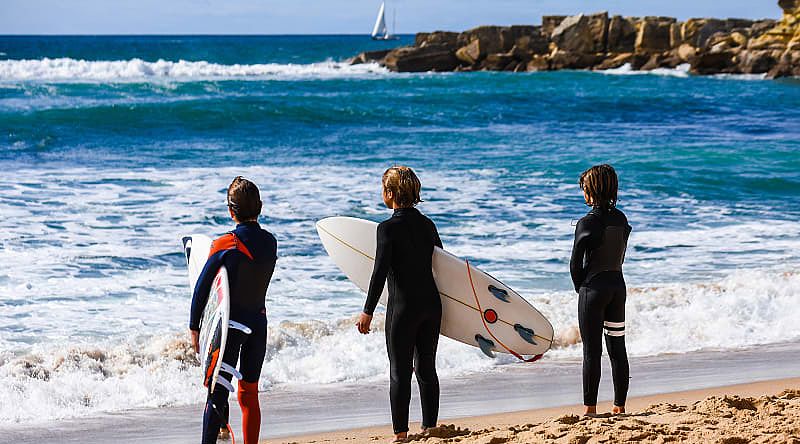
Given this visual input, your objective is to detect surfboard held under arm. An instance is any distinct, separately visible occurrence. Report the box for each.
[315,216,554,360]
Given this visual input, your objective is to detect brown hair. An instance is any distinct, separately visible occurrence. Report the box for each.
[579,164,618,210]
[382,166,422,208]
[227,176,262,221]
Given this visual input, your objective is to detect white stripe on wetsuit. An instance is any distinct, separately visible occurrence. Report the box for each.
[604,321,625,336]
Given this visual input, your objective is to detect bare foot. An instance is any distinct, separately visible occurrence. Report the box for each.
[217,427,230,441]
[612,405,626,414]
[583,405,597,416]
[392,431,408,442]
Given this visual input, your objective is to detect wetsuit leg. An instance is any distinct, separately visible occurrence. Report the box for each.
[603,284,628,407]
[386,306,416,434]
[237,316,267,444]
[578,286,611,406]
[414,310,441,429]
[202,329,244,444]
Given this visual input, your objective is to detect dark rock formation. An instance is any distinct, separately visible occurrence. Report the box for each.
[349,49,391,65]
[636,17,677,53]
[354,1,799,78]
[542,16,568,37]
[383,45,459,72]
[607,16,638,53]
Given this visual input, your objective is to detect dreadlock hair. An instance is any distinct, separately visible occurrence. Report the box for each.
[382,166,423,208]
[579,164,619,211]
[227,176,262,221]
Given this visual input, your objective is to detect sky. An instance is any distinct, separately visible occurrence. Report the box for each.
[0,0,783,35]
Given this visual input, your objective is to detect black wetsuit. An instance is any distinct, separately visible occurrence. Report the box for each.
[365,207,443,434]
[570,206,631,407]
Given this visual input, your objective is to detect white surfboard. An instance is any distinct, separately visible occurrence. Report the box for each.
[316,217,554,360]
[182,234,240,393]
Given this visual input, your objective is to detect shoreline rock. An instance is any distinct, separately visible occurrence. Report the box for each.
[349,0,799,78]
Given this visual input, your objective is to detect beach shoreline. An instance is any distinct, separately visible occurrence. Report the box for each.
[264,377,800,443]
[4,342,800,443]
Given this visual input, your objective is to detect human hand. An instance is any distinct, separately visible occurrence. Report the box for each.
[189,329,200,354]
[356,313,373,334]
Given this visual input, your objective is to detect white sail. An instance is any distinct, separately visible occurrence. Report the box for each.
[371,2,388,38]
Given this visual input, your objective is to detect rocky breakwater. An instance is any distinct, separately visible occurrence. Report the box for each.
[350,0,800,78]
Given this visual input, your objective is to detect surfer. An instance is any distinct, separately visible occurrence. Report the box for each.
[570,164,631,416]
[189,176,277,444]
[356,166,443,442]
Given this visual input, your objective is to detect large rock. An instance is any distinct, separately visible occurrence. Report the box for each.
[515,34,550,55]
[640,51,684,70]
[542,16,568,37]
[682,19,727,48]
[382,45,460,72]
[739,49,780,73]
[527,55,550,71]
[607,16,638,53]
[480,53,517,71]
[549,50,604,69]
[670,22,683,48]
[455,40,482,65]
[690,49,741,74]
[677,43,697,61]
[587,12,610,52]
[349,49,391,65]
[594,52,633,70]
[551,14,595,53]
[414,31,459,49]
[550,12,609,53]
[636,17,677,53]
[456,26,506,57]
[767,49,800,78]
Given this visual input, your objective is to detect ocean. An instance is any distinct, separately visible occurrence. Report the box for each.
[1,35,799,425]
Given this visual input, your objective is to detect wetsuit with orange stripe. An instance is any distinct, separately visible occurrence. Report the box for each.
[190,221,277,444]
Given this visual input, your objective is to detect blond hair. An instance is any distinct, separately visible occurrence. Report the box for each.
[382,166,422,208]
[579,164,618,210]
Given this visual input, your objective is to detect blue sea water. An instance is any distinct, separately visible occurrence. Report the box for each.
[0,35,799,423]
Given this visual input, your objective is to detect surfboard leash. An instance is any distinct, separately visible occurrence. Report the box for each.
[465,259,543,364]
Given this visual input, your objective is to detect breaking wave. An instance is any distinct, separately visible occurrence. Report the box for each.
[3,270,800,423]
[0,57,388,82]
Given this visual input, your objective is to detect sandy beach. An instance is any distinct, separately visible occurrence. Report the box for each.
[265,377,800,444]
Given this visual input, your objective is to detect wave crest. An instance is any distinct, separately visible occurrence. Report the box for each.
[0,57,388,82]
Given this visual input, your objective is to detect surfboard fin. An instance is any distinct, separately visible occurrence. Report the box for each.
[229,320,253,335]
[182,236,192,265]
[475,334,496,358]
[488,285,511,303]
[215,375,235,393]
[514,324,537,345]
[219,362,243,381]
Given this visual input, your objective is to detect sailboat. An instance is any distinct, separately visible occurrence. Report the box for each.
[371,1,399,40]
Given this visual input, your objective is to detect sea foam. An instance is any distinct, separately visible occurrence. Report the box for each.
[0,57,388,82]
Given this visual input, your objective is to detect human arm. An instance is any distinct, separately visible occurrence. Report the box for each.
[569,217,594,293]
[363,222,392,317]
[431,220,443,249]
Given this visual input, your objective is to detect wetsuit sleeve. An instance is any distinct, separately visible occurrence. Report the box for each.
[364,223,392,315]
[570,217,593,293]
[431,221,443,249]
[189,250,225,331]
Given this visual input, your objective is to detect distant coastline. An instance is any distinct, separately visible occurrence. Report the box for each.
[350,0,800,78]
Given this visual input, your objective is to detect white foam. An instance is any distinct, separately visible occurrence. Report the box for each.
[0,57,388,82]
[601,63,691,78]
